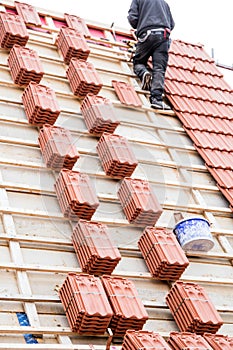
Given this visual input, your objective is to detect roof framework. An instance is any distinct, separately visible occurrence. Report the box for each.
[0,0,232,348]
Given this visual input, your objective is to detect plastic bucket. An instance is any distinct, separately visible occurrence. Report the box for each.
[173,217,214,252]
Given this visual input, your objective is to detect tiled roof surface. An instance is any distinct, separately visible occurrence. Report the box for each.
[165,39,233,210]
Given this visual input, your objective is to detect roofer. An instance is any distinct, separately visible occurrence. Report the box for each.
[127,0,175,110]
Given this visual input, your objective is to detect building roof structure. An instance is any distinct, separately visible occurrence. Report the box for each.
[0,0,232,348]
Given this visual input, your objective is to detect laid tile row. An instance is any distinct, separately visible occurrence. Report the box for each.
[165,80,233,106]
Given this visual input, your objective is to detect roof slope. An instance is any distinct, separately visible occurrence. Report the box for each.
[165,40,233,210]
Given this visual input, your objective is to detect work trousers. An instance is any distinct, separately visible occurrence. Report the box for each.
[133,31,169,101]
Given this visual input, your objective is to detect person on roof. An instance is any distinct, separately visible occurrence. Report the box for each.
[127,0,175,110]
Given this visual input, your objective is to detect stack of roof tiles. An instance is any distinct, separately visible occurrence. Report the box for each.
[38,124,80,170]
[165,281,223,334]
[56,27,90,64]
[72,219,121,275]
[168,332,212,350]
[165,40,233,211]
[96,133,138,177]
[0,11,29,48]
[54,169,99,220]
[112,80,142,107]
[138,226,189,280]
[15,1,41,26]
[80,93,120,135]
[101,275,148,337]
[203,333,233,349]
[59,273,113,334]
[118,177,163,225]
[22,81,60,125]
[8,44,44,85]
[64,13,91,38]
[66,58,102,98]
[122,330,172,350]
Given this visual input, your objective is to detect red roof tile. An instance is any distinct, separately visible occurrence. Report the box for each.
[38,124,80,170]
[8,44,44,85]
[0,11,29,48]
[54,169,99,220]
[122,330,172,350]
[72,219,121,275]
[138,226,189,280]
[168,332,212,350]
[64,13,91,38]
[59,273,113,334]
[169,40,212,61]
[66,58,103,98]
[207,167,233,189]
[96,132,138,178]
[112,80,142,107]
[166,39,233,210]
[101,275,148,336]
[56,27,90,65]
[15,1,41,26]
[117,177,163,226]
[203,333,233,349]
[217,187,233,204]
[22,82,60,126]
[195,147,233,170]
[80,93,120,135]
[185,129,233,152]
[166,281,223,334]
[179,113,233,135]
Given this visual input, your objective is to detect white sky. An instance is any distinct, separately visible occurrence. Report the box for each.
[19,0,233,86]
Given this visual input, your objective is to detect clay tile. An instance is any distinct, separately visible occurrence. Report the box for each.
[112,80,142,107]
[0,11,29,48]
[15,1,41,26]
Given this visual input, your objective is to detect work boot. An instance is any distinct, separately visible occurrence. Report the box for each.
[150,97,171,110]
[141,71,152,91]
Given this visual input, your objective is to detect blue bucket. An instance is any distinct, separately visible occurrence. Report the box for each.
[173,217,214,252]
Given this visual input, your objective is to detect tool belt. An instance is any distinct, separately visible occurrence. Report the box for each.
[138,28,170,42]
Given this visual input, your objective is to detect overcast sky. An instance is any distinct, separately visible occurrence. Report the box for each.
[21,0,233,86]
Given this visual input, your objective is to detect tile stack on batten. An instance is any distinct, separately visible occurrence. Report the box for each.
[166,281,223,334]
[138,226,189,280]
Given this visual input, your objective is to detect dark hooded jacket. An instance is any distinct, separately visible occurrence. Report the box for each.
[127,0,175,37]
